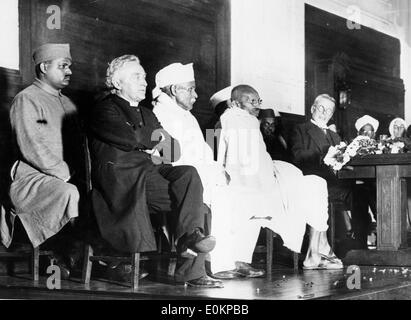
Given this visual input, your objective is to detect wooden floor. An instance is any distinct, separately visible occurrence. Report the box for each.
[1,264,411,300]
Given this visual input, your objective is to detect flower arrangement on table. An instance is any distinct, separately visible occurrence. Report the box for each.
[324,136,409,171]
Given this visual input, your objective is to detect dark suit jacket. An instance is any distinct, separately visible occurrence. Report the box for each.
[290,121,341,182]
[88,94,179,253]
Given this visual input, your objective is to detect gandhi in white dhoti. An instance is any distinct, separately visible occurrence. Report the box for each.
[217,85,343,271]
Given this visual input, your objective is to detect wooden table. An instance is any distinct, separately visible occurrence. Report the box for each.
[338,153,411,266]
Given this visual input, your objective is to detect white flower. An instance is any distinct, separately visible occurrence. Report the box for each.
[347,147,357,157]
[334,163,343,171]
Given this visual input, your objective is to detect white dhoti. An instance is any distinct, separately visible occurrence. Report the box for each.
[210,108,330,273]
[209,185,263,273]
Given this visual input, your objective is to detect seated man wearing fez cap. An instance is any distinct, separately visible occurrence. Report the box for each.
[88,55,222,288]
[5,43,82,277]
[152,65,266,279]
[258,107,291,163]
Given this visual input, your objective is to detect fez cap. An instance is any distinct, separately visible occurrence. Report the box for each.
[258,106,281,119]
[33,43,72,65]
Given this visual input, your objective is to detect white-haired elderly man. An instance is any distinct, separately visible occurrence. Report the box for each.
[88,55,222,288]
[291,94,357,254]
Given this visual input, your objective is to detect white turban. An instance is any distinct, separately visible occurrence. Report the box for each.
[153,63,195,99]
[389,118,407,138]
[209,86,232,109]
[355,115,379,133]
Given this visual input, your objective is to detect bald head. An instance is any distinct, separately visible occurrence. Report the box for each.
[231,85,261,117]
[231,85,258,102]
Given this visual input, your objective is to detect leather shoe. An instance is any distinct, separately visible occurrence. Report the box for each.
[235,262,265,278]
[186,275,224,288]
[179,229,216,254]
[107,262,149,282]
[212,270,243,280]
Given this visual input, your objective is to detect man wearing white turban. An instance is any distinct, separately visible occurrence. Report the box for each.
[153,72,342,275]
[352,115,380,248]
[153,64,266,278]
[355,115,379,139]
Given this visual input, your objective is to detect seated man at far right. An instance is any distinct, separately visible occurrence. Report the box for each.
[290,94,354,253]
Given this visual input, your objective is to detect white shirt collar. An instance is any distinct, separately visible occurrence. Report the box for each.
[311,119,329,130]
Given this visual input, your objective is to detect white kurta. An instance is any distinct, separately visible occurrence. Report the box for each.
[218,107,329,254]
[153,94,260,273]
[153,96,328,273]
[153,93,224,204]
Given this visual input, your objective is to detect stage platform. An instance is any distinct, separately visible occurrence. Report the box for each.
[1,265,411,300]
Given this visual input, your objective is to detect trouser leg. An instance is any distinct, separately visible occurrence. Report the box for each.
[146,165,205,241]
[352,184,372,248]
[145,165,207,281]
[174,253,207,282]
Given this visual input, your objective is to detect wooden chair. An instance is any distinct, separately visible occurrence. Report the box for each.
[328,200,339,250]
[0,245,53,281]
[265,199,343,275]
[81,138,177,290]
[82,244,147,290]
[265,228,299,276]
[0,206,53,281]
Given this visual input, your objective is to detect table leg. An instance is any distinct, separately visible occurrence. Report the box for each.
[376,166,408,251]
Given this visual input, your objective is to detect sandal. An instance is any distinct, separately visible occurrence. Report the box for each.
[320,254,343,265]
[303,264,326,271]
[303,257,344,271]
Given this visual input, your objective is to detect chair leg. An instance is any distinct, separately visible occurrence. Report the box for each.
[82,244,93,284]
[131,253,140,291]
[266,228,273,276]
[157,228,163,254]
[168,255,177,277]
[329,202,336,250]
[293,252,299,272]
[32,246,40,281]
[167,233,177,277]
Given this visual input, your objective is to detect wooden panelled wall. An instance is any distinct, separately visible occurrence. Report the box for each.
[305,5,405,142]
[0,0,230,201]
